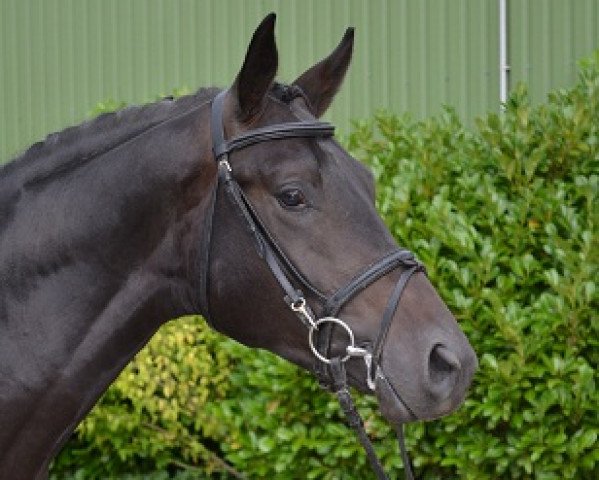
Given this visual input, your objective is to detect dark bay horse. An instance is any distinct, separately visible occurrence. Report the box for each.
[0,14,476,480]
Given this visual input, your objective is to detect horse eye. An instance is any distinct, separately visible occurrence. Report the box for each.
[277,188,306,208]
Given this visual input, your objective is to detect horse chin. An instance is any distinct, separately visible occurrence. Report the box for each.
[374,371,418,425]
[374,366,472,426]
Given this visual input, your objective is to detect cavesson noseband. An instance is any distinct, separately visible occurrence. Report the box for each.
[199,88,425,480]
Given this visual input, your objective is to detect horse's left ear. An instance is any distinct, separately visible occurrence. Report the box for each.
[292,27,354,118]
[232,13,278,121]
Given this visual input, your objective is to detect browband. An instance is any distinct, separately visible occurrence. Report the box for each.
[211,90,335,159]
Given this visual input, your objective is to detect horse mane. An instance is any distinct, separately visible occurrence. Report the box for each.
[0,81,303,188]
[0,87,218,187]
[0,82,304,204]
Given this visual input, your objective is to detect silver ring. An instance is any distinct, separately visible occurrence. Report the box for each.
[308,317,355,364]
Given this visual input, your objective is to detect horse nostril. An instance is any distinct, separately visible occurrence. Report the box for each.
[428,344,461,385]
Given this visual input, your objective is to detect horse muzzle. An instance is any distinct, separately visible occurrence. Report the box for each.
[375,339,478,424]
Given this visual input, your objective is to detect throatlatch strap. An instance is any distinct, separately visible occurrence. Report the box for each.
[197,181,218,325]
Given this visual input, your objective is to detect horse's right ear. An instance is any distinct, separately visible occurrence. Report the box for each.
[232,13,278,122]
[292,27,354,118]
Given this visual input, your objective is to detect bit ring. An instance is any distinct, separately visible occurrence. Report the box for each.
[308,317,355,364]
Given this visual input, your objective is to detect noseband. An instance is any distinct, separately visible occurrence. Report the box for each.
[199,88,425,480]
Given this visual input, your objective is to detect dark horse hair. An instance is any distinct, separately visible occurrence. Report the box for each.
[1,88,214,187]
[0,14,476,480]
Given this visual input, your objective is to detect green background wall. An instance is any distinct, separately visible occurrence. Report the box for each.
[1,0,598,163]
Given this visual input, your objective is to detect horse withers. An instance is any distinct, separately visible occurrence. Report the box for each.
[0,13,476,479]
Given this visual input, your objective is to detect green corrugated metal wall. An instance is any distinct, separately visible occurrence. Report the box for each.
[510,0,599,104]
[1,0,598,163]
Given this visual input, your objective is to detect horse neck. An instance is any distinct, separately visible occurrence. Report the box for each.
[0,106,213,479]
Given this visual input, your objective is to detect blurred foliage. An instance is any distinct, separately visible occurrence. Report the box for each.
[51,52,598,479]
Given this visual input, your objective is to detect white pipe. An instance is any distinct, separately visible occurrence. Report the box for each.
[499,0,509,107]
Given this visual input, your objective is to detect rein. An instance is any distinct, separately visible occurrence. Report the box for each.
[200,89,426,479]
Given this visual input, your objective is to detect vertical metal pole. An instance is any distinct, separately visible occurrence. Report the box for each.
[499,0,509,108]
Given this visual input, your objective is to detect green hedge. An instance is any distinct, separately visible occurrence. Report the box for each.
[51,52,598,479]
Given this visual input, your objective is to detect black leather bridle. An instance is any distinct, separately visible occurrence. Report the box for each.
[199,88,426,480]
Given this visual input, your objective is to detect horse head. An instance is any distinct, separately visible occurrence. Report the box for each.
[202,13,477,427]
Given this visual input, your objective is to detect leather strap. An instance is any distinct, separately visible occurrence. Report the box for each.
[210,91,227,158]
[235,185,328,302]
[221,168,312,319]
[323,250,417,317]
[215,122,335,157]
[197,178,218,325]
[330,358,414,480]
[211,90,334,159]
[372,265,422,367]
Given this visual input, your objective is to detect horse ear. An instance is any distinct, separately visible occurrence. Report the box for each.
[233,13,278,121]
[292,27,354,118]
